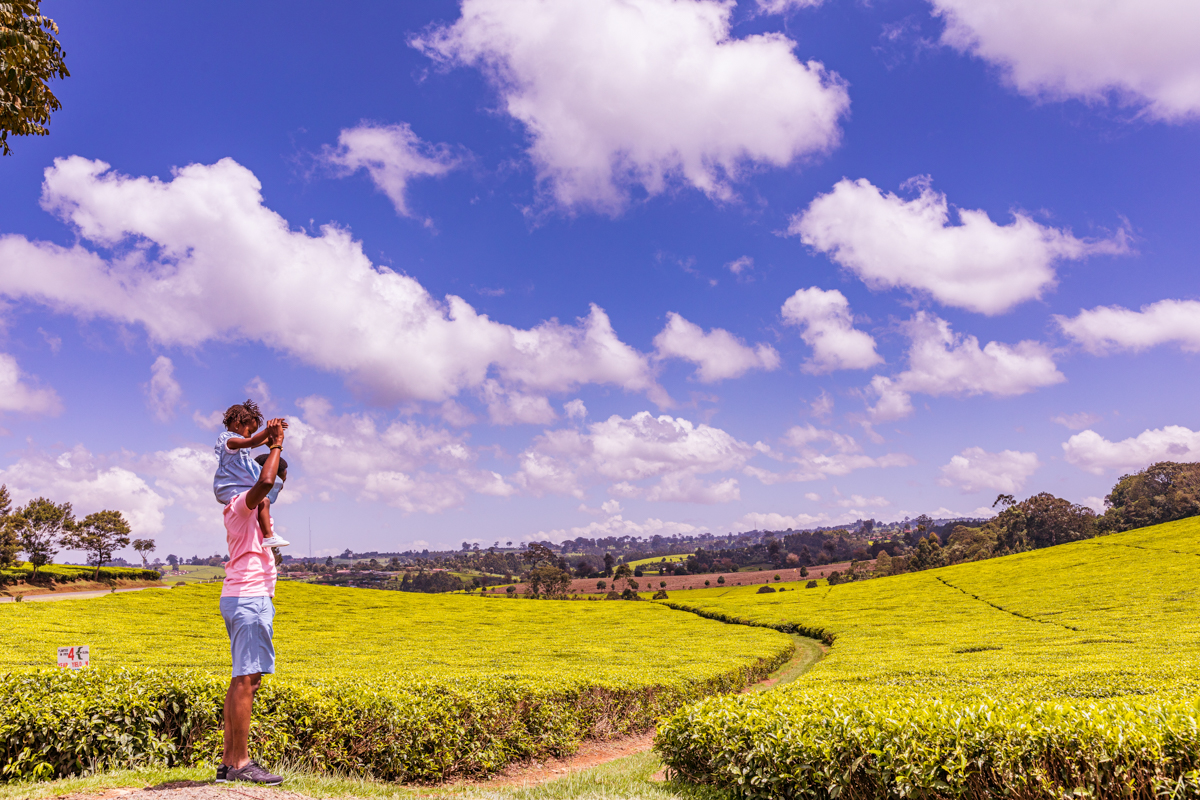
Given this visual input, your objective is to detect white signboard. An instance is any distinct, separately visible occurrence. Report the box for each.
[57,645,89,670]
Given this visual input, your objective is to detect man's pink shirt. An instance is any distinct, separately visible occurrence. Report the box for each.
[222,492,277,598]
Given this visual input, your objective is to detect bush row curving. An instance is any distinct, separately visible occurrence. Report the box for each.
[656,601,835,646]
[1,638,793,783]
[656,688,1200,800]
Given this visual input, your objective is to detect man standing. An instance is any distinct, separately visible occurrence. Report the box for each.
[216,419,286,785]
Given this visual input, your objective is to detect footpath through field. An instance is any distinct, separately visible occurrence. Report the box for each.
[0,585,169,603]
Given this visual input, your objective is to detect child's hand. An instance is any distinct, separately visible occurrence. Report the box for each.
[265,419,286,449]
[266,417,288,430]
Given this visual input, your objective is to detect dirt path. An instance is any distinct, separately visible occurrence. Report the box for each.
[51,784,313,800]
[465,633,824,790]
[0,585,169,603]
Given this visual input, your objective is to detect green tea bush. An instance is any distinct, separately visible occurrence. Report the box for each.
[1,582,793,782]
[654,517,1200,798]
[0,562,159,586]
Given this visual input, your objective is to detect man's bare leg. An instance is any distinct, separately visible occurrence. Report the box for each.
[222,673,261,769]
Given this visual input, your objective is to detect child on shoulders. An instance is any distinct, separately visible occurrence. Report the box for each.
[214,399,290,549]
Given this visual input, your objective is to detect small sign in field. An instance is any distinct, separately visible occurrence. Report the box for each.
[57,645,89,669]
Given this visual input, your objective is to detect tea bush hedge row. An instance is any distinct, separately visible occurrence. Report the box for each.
[0,582,794,781]
[654,518,1200,799]
[0,562,160,586]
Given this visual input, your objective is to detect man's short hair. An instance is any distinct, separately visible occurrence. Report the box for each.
[254,453,288,477]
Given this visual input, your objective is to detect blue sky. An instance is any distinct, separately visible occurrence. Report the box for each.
[1,0,1198,559]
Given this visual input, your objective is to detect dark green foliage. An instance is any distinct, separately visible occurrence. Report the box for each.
[1103,461,1200,532]
[756,585,776,594]
[525,566,572,598]
[131,538,155,568]
[398,570,464,593]
[61,510,132,580]
[13,498,72,576]
[827,571,842,586]
[0,1,69,155]
[805,580,817,588]
[652,589,668,600]
[0,485,14,567]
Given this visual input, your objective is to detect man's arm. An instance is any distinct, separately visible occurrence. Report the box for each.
[227,418,289,450]
[245,422,285,509]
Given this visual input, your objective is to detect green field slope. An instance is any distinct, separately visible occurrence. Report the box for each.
[0,582,792,783]
[654,518,1200,799]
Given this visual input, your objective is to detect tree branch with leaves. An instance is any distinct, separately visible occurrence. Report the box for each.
[0,0,70,155]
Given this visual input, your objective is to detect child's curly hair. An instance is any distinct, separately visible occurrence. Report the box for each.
[222,399,264,431]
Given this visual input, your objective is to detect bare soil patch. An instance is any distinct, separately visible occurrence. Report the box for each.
[53,784,311,800]
[0,579,164,601]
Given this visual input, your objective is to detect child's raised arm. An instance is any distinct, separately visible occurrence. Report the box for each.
[227,417,288,450]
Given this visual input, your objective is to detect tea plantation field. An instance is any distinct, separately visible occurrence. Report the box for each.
[0,582,792,782]
[655,518,1200,799]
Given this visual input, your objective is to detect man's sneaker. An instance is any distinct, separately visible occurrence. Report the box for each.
[261,536,290,548]
[226,760,283,785]
[215,764,228,783]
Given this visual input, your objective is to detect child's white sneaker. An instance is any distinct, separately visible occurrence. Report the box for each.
[262,536,290,548]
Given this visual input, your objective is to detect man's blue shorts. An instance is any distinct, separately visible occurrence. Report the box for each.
[219,596,275,677]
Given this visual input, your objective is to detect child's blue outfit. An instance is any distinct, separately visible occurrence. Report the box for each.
[214,431,261,505]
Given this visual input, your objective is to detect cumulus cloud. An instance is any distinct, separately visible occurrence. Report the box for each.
[733,509,864,531]
[938,446,1040,493]
[0,446,171,535]
[790,177,1126,315]
[144,356,183,422]
[1057,299,1200,354]
[756,0,824,13]
[0,352,61,416]
[1062,425,1200,475]
[653,312,780,382]
[322,122,460,221]
[781,287,882,373]
[414,0,849,212]
[480,380,558,426]
[0,157,665,408]
[285,396,514,513]
[726,256,754,277]
[532,514,699,543]
[866,313,1065,422]
[1052,411,1102,431]
[745,424,912,484]
[933,0,1200,121]
[516,411,754,503]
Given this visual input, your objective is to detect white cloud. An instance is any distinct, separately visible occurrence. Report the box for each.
[1062,425,1200,475]
[192,409,224,431]
[732,510,862,531]
[933,0,1200,121]
[323,122,459,221]
[144,356,183,422]
[1057,299,1200,354]
[938,446,1040,493]
[756,0,824,14]
[0,157,664,408]
[516,411,754,503]
[532,514,699,543]
[282,396,514,513]
[726,256,754,277]
[0,352,61,416]
[653,312,780,382]
[414,0,849,213]
[834,493,890,509]
[1052,411,1102,431]
[564,399,587,420]
[781,287,882,373]
[480,380,558,426]
[133,445,221,528]
[745,424,913,484]
[866,313,1065,422]
[0,446,170,535]
[790,177,1126,315]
